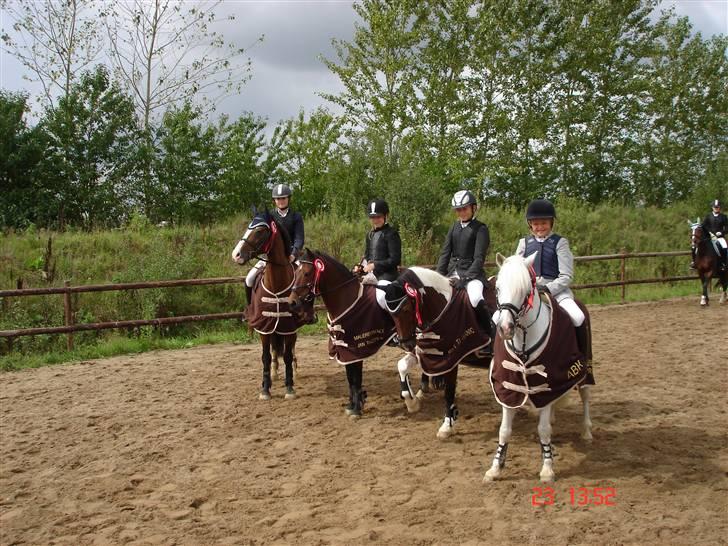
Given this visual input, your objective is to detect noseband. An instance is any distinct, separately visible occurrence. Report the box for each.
[496,265,537,322]
[291,257,359,305]
[240,219,278,260]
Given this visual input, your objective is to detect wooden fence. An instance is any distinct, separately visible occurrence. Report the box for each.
[0,250,695,350]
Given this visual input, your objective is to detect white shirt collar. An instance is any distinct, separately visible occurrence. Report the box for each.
[276,208,289,217]
[460,220,471,228]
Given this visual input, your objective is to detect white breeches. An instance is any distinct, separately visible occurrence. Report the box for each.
[467,279,484,307]
[558,297,585,327]
[245,260,266,287]
[374,280,391,310]
[713,237,727,252]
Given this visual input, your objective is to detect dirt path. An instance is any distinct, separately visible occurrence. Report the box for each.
[1,298,727,545]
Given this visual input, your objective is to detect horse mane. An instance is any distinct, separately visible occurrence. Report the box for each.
[304,249,354,279]
[497,255,533,299]
[271,216,292,255]
[404,267,452,302]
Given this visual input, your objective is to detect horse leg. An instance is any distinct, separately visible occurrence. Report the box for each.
[483,407,515,482]
[436,367,458,440]
[416,372,430,400]
[397,353,421,413]
[579,386,593,441]
[701,276,709,306]
[538,405,555,482]
[260,335,272,400]
[283,335,296,399]
[271,348,280,380]
[345,361,366,419]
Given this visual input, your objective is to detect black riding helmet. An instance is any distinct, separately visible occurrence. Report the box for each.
[367,199,389,217]
[712,199,722,208]
[526,199,556,220]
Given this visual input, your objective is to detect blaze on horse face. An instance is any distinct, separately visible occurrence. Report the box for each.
[382,281,418,352]
[231,214,273,265]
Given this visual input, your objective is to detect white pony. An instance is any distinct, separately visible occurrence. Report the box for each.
[484,253,593,483]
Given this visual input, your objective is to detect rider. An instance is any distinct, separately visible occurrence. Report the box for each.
[517,198,588,355]
[692,199,727,271]
[244,183,305,304]
[354,199,402,282]
[436,189,492,333]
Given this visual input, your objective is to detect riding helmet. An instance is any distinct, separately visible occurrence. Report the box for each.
[451,190,477,209]
[712,199,722,208]
[367,199,389,217]
[272,183,293,199]
[526,198,557,220]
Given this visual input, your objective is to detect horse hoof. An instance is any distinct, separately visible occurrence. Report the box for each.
[348,412,362,420]
[284,390,296,400]
[259,391,271,401]
[539,469,555,482]
[436,428,453,440]
[483,471,497,483]
[404,396,421,413]
[581,430,593,442]
[415,389,426,400]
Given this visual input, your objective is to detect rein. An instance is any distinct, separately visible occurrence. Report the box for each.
[240,220,287,266]
[293,258,360,302]
[497,265,547,360]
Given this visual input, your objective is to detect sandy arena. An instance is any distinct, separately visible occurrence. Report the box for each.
[1,298,727,545]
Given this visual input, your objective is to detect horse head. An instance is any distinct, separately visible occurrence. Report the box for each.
[382,267,452,352]
[288,248,323,324]
[690,220,703,248]
[494,252,538,340]
[231,210,277,265]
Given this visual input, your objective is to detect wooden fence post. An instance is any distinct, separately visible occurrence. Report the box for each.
[620,248,627,303]
[63,281,74,351]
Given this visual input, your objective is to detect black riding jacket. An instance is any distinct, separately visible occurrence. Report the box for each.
[701,213,728,238]
[436,219,490,282]
[272,208,305,258]
[364,223,402,281]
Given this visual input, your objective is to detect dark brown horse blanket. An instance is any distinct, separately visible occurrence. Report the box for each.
[327,283,396,365]
[244,274,301,335]
[415,290,492,376]
[490,293,589,409]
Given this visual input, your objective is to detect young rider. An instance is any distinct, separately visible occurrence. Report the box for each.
[244,183,305,304]
[692,199,727,271]
[436,189,492,333]
[354,199,402,282]
[516,198,588,354]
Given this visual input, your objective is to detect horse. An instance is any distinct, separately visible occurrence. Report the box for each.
[231,210,310,400]
[689,220,728,306]
[483,253,594,483]
[380,267,494,439]
[288,249,398,418]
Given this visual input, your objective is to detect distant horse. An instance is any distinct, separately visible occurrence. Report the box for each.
[381,267,494,439]
[288,249,399,418]
[483,253,594,483]
[231,210,311,400]
[690,221,728,306]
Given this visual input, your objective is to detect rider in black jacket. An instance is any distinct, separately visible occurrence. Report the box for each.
[692,199,727,271]
[355,199,402,282]
[436,190,491,332]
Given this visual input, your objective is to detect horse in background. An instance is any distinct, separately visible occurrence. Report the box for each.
[484,253,594,483]
[381,267,493,439]
[231,210,311,400]
[690,220,728,306]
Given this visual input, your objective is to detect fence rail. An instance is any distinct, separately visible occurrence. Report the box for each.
[1,250,694,349]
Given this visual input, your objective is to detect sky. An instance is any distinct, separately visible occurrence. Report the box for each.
[1,0,726,128]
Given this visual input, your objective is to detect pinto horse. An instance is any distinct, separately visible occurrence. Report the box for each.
[690,221,728,306]
[483,253,594,483]
[231,210,309,400]
[288,249,397,418]
[381,267,494,439]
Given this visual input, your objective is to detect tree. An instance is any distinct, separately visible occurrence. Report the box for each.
[105,0,260,129]
[1,0,103,108]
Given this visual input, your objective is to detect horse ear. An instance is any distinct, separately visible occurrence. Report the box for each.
[496,252,506,268]
[524,252,538,268]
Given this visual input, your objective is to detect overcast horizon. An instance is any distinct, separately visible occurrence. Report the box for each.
[1,0,726,130]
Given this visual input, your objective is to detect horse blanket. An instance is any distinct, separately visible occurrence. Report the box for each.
[415,289,492,376]
[327,283,397,365]
[490,293,589,409]
[244,273,302,335]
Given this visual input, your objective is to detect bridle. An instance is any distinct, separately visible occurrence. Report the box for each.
[291,257,359,305]
[239,219,282,264]
[385,281,425,349]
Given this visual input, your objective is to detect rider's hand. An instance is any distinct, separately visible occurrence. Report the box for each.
[289,254,296,263]
[717,232,723,237]
[448,277,459,287]
[364,262,375,273]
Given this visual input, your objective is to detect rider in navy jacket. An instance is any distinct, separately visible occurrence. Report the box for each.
[694,199,727,271]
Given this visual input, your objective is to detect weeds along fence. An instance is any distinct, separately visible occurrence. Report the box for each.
[1,250,695,351]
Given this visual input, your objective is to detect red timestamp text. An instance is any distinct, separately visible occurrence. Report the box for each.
[531,486,616,507]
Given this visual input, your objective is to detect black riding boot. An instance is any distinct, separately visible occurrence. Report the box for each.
[245,285,253,307]
[575,323,589,359]
[720,248,728,271]
[474,301,493,337]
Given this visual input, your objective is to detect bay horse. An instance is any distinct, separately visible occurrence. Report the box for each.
[231,210,309,400]
[483,253,594,483]
[690,220,728,306]
[288,249,398,418]
[380,267,494,439]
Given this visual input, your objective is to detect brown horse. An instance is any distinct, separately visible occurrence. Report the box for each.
[690,221,728,306]
[231,210,309,400]
[288,249,397,418]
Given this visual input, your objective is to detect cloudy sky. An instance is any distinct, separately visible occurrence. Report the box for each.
[1,0,726,127]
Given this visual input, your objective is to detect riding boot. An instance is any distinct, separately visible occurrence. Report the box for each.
[575,323,589,360]
[245,285,254,307]
[474,300,493,337]
[721,248,728,271]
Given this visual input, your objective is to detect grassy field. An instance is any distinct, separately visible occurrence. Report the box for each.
[0,202,702,370]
